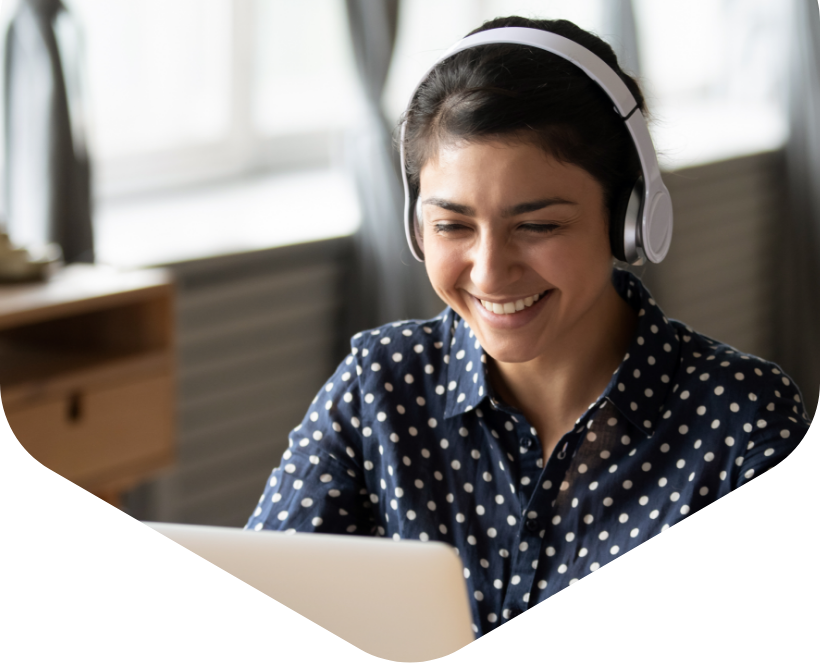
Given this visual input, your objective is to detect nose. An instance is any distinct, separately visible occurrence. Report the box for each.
[469,231,523,296]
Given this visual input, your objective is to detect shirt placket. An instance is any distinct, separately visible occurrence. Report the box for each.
[482,399,575,622]
[498,404,591,622]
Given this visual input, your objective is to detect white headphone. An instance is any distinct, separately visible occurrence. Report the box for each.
[399,27,673,265]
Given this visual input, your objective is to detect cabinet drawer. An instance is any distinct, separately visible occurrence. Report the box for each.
[5,374,174,489]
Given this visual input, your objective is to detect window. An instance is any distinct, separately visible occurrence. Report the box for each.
[0,0,791,263]
[67,0,359,198]
[634,0,788,168]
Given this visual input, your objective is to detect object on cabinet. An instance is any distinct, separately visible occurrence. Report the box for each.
[0,231,62,283]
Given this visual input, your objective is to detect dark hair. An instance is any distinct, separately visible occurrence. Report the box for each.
[402,16,647,222]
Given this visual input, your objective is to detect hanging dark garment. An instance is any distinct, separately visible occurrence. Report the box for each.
[4,0,94,264]
[342,0,441,338]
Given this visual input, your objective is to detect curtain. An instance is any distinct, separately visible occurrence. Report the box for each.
[603,0,642,77]
[343,0,441,336]
[4,0,93,263]
[776,0,820,417]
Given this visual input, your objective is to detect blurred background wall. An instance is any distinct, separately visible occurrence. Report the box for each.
[1,0,816,526]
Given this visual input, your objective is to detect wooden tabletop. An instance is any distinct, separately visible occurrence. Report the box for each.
[0,263,173,331]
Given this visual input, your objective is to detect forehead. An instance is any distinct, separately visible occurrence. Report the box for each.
[419,139,602,203]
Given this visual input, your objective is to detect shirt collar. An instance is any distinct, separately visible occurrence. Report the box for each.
[441,269,682,434]
[442,310,491,419]
[602,268,681,437]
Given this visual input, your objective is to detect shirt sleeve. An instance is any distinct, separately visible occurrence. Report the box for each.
[733,369,811,488]
[245,345,377,536]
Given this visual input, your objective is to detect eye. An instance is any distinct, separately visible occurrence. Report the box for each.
[520,223,560,233]
[433,223,469,234]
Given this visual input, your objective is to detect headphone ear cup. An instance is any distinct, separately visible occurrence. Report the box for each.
[413,196,425,258]
[609,186,632,262]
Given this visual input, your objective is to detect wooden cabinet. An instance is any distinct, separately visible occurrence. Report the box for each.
[0,264,175,506]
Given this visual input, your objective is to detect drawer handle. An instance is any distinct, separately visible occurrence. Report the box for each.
[67,392,83,423]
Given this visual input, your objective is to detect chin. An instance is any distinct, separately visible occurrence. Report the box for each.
[486,350,537,365]
[477,337,542,365]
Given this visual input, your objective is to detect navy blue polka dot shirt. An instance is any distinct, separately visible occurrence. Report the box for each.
[246,268,809,637]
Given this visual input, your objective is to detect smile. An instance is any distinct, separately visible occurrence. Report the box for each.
[478,291,549,315]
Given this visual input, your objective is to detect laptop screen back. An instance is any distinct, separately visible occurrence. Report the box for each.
[146,522,475,661]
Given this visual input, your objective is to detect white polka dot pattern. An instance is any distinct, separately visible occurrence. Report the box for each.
[245,269,809,637]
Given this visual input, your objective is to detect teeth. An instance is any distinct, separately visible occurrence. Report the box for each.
[479,292,546,315]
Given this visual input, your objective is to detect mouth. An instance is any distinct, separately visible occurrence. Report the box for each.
[477,290,551,316]
[468,289,553,330]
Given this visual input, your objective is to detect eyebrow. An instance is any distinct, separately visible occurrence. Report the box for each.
[421,197,576,218]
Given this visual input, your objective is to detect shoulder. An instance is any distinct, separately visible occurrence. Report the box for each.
[350,307,455,357]
[349,309,453,368]
[669,320,809,425]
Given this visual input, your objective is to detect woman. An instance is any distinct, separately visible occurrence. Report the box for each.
[246,17,809,636]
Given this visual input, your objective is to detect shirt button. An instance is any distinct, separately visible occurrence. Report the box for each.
[525,519,540,533]
[519,436,534,450]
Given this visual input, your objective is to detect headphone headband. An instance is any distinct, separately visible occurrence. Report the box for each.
[399,27,673,265]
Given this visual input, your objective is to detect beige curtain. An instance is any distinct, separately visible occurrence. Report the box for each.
[775,0,820,417]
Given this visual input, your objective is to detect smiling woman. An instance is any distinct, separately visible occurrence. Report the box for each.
[245,16,809,639]
[419,141,637,462]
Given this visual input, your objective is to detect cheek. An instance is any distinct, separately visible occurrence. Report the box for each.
[423,242,450,283]
[522,239,585,281]
[424,241,466,299]
[525,231,611,289]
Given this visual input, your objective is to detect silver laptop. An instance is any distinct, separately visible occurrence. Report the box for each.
[146,522,475,661]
